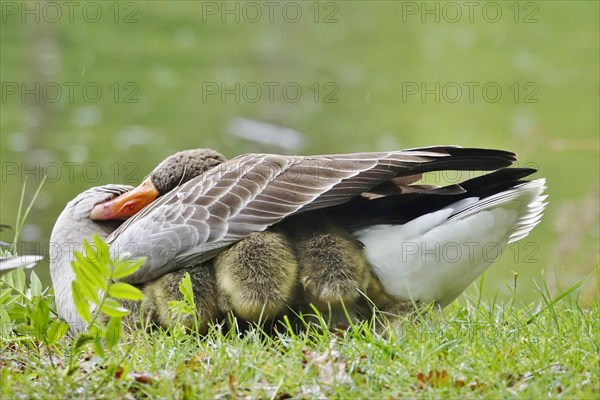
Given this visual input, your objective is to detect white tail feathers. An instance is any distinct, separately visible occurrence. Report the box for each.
[448,178,548,244]
[357,178,547,306]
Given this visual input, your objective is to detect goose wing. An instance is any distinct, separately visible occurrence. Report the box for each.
[107,146,516,283]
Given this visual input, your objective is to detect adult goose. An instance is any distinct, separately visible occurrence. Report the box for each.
[88,146,546,322]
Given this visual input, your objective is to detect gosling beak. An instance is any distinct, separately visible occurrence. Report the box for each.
[90,177,160,220]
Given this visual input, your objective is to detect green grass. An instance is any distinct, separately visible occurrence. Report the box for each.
[2,284,598,399]
[1,180,598,398]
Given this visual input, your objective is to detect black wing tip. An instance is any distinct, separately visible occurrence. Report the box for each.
[404,145,517,160]
[459,167,538,191]
[399,146,518,171]
[443,147,518,162]
[409,153,518,173]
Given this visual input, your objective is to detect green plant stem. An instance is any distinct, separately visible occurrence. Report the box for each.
[1,279,28,299]
[12,176,46,251]
[67,279,110,376]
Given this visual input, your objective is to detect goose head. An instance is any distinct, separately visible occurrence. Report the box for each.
[90,149,226,220]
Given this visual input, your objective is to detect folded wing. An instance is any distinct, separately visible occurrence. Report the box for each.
[107,146,516,283]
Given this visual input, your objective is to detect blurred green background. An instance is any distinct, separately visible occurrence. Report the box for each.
[1,1,598,304]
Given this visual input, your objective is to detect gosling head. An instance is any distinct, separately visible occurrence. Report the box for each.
[89,148,226,220]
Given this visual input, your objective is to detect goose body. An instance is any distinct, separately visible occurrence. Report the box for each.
[96,147,545,310]
[51,146,547,331]
[102,147,523,284]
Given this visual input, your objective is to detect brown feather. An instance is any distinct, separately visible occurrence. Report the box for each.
[107,147,516,283]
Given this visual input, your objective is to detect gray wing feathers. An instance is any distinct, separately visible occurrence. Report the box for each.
[109,148,505,283]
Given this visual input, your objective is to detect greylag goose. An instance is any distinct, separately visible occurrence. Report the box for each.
[89,146,546,322]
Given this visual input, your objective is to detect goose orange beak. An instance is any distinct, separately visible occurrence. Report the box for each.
[90,177,160,220]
